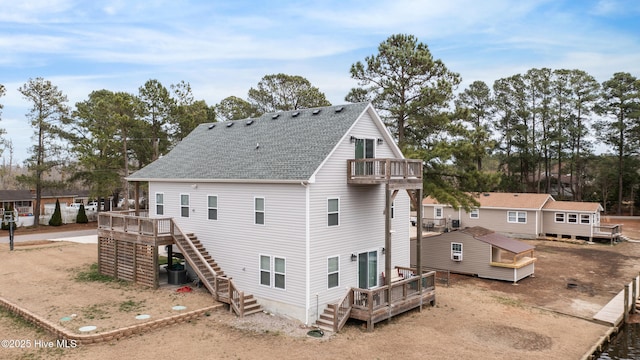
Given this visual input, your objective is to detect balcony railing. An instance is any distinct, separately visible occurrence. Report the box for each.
[347,158,422,187]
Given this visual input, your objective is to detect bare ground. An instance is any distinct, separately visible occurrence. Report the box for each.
[1,219,639,359]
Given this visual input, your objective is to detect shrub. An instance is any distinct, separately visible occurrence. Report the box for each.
[49,199,63,226]
[76,204,88,223]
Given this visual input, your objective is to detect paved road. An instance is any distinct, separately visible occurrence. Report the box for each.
[0,229,97,244]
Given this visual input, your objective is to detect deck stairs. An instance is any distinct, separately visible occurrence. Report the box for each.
[315,304,340,333]
[171,222,262,317]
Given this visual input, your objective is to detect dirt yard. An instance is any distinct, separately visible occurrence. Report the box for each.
[1,219,640,359]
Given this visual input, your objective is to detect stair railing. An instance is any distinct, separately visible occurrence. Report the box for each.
[333,289,353,332]
[170,219,220,299]
[170,219,248,317]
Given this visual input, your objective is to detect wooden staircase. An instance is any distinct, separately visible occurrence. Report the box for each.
[171,221,262,317]
[315,304,339,332]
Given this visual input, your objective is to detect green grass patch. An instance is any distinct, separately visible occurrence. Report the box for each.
[74,263,128,286]
[119,299,146,313]
[492,295,522,307]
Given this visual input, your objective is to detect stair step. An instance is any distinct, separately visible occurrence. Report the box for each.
[319,313,334,322]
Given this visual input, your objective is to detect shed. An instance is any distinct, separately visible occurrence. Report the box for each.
[411,227,536,283]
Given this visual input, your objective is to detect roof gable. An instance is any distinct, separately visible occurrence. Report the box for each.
[542,200,603,212]
[128,103,371,182]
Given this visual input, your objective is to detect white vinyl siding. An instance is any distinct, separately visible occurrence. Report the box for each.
[327,198,339,226]
[207,195,218,220]
[155,193,164,215]
[255,197,265,225]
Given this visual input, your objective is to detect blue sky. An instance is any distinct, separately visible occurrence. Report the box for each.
[1,0,640,163]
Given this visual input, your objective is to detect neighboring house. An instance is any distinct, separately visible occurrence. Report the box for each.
[126,102,430,327]
[0,189,89,226]
[421,192,615,241]
[411,226,536,283]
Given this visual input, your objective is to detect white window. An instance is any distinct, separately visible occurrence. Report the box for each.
[260,255,285,290]
[155,193,164,215]
[451,243,463,261]
[328,198,339,226]
[469,208,479,219]
[180,194,190,217]
[208,195,218,220]
[567,213,578,224]
[255,197,265,225]
[327,256,339,289]
[260,255,270,286]
[274,257,286,290]
[507,211,526,223]
[580,214,591,224]
[555,213,565,223]
[435,206,443,218]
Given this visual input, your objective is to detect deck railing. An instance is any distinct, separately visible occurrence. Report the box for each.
[98,212,171,238]
[351,269,436,313]
[347,158,422,183]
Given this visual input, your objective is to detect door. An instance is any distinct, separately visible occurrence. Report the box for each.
[354,138,375,176]
[358,250,378,289]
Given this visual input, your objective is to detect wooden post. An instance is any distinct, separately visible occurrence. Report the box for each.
[385,183,391,288]
[624,284,630,323]
[416,188,423,308]
[634,278,638,314]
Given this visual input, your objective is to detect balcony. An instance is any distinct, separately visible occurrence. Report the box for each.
[347,158,422,189]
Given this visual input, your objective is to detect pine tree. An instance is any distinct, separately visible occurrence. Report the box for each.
[49,199,63,226]
[76,204,88,224]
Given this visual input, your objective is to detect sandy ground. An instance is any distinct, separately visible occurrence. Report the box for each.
[1,219,639,359]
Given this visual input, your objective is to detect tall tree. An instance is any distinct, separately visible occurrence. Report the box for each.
[215,96,261,121]
[566,70,599,200]
[346,34,461,149]
[594,72,640,214]
[170,81,213,142]
[247,74,331,113]
[17,77,71,227]
[138,79,174,161]
[454,80,495,171]
[70,90,128,206]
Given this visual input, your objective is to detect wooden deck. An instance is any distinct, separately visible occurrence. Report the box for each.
[346,158,422,189]
[594,275,640,326]
[316,267,436,332]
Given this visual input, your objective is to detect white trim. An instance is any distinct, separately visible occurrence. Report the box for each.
[207,194,218,221]
[469,208,479,219]
[179,193,190,218]
[567,213,578,224]
[155,192,164,216]
[327,255,340,289]
[327,197,340,227]
[254,196,265,225]
[554,212,565,223]
[304,183,310,325]
[127,177,311,184]
[274,256,286,290]
[580,213,591,224]
[507,211,527,224]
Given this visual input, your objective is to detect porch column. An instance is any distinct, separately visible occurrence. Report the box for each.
[416,187,423,292]
[385,183,391,286]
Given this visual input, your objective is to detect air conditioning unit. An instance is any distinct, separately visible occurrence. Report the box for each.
[452,253,463,261]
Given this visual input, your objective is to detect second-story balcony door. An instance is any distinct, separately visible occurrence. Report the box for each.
[355,138,375,176]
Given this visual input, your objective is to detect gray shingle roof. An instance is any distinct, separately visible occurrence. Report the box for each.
[128,102,370,182]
